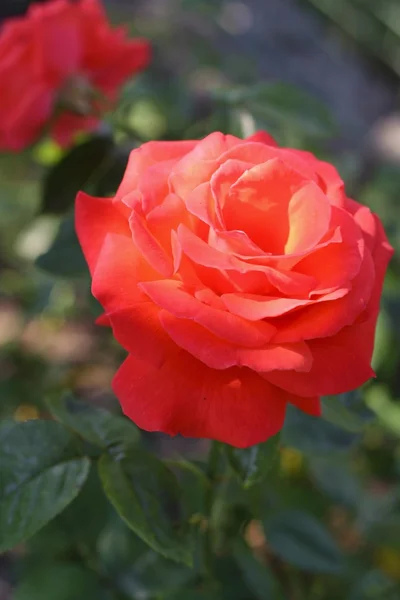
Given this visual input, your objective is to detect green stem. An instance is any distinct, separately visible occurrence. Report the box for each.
[287,567,307,600]
[202,441,222,580]
[75,542,130,600]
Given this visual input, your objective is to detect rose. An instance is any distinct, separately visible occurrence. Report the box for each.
[0,0,150,151]
[76,131,393,447]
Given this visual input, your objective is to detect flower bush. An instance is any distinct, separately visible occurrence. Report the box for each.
[0,1,399,599]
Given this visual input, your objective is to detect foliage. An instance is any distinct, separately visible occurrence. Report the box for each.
[1,1,400,599]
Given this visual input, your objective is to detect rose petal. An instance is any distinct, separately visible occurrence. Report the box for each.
[34,8,82,83]
[295,206,364,295]
[113,349,290,447]
[210,159,252,218]
[140,279,276,347]
[208,228,267,258]
[115,140,196,201]
[225,158,307,253]
[177,224,317,297]
[129,211,174,277]
[264,222,393,396]
[170,132,243,197]
[290,150,346,206]
[184,182,221,228]
[75,192,130,275]
[221,287,347,321]
[272,247,376,343]
[95,313,110,326]
[91,233,159,312]
[284,182,331,254]
[246,131,278,146]
[159,310,311,372]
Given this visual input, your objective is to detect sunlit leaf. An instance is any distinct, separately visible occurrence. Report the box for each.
[47,393,140,450]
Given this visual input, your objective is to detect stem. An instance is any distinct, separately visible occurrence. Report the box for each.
[75,542,130,600]
[202,441,222,580]
[286,567,307,600]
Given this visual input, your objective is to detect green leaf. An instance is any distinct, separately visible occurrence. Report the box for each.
[98,450,193,565]
[13,563,112,600]
[47,393,140,450]
[36,214,87,277]
[119,550,196,598]
[226,434,280,488]
[215,555,258,600]
[54,464,111,547]
[172,593,219,600]
[282,405,359,455]
[217,82,336,144]
[167,459,209,516]
[347,569,399,600]
[264,509,344,574]
[41,136,115,214]
[94,146,130,197]
[233,540,284,600]
[98,513,149,574]
[322,392,375,433]
[26,466,110,559]
[309,457,361,508]
[367,514,400,551]
[0,420,90,551]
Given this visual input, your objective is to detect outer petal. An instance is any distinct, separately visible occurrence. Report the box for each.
[32,2,82,85]
[90,233,172,367]
[0,85,54,151]
[89,39,151,93]
[295,206,364,295]
[246,131,278,146]
[290,150,347,206]
[265,324,375,397]
[272,247,375,343]
[113,348,290,447]
[265,221,393,395]
[75,192,130,275]
[91,233,159,312]
[115,140,196,201]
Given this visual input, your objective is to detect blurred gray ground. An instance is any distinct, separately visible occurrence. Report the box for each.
[108,0,399,155]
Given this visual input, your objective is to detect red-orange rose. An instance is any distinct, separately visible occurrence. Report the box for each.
[0,0,150,151]
[76,131,393,447]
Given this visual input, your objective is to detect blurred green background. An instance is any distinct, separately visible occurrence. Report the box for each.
[1,0,400,599]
